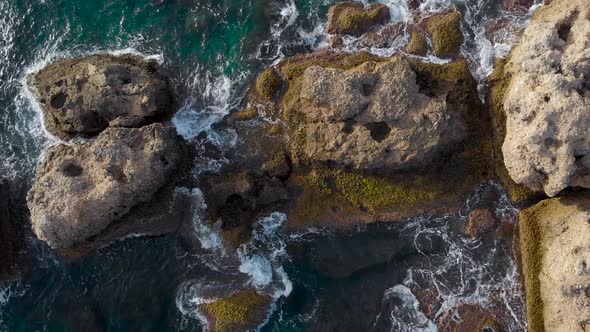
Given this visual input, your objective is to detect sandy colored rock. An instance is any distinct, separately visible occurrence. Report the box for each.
[296,57,468,171]
[27,54,173,139]
[519,194,590,332]
[502,0,590,197]
[464,208,498,239]
[326,2,390,37]
[27,123,181,249]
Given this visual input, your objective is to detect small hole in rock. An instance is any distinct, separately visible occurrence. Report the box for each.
[50,92,68,109]
[544,96,550,102]
[364,122,391,143]
[59,160,83,177]
[361,83,374,96]
[558,22,572,42]
[342,119,355,134]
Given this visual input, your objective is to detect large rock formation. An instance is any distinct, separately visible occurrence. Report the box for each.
[296,56,469,172]
[27,123,181,250]
[502,0,590,197]
[519,194,590,332]
[28,54,173,140]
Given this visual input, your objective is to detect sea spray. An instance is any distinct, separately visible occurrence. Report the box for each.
[176,211,292,328]
[238,212,293,299]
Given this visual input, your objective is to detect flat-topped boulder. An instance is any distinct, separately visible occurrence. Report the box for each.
[27,123,181,250]
[502,0,590,197]
[28,54,174,140]
[297,56,469,171]
[326,2,390,37]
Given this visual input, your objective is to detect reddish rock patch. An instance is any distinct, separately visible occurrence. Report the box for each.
[464,209,498,239]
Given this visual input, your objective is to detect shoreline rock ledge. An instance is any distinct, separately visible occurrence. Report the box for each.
[27,54,189,254]
[502,0,590,197]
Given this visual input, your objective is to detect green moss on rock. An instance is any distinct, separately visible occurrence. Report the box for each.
[204,289,271,332]
[327,2,390,37]
[517,196,589,332]
[426,11,464,58]
[256,67,283,101]
[405,29,428,56]
[277,53,494,226]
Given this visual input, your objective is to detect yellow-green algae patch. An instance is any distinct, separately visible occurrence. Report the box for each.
[327,2,390,36]
[204,289,271,332]
[405,29,428,56]
[426,11,464,58]
[256,67,283,101]
[487,57,539,203]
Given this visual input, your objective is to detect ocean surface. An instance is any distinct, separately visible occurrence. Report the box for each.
[0,0,538,331]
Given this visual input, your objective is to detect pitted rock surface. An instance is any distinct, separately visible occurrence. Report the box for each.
[28,54,173,139]
[297,57,468,171]
[502,0,590,196]
[27,123,181,249]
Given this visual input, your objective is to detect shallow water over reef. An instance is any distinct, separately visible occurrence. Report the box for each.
[0,0,535,330]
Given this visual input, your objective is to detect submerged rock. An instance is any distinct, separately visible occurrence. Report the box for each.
[519,194,590,332]
[27,123,181,250]
[502,0,590,197]
[203,289,272,332]
[28,54,174,140]
[464,208,498,239]
[326,2,390,37]
[295,56,469,172]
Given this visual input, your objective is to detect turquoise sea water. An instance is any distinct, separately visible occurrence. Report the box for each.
[0,0,534,331]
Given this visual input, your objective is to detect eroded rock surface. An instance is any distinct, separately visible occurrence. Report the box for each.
[27,123,181,249]
[519,195,590,332]
[28,54,173,139]
[502,0,590,196]
[296,57,469,171]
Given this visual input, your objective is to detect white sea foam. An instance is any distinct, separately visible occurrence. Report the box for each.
[237,212,292,299]
[391,181,526,331]
[382,285,437,332]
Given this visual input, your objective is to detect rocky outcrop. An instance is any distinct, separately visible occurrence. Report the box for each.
[502,0,590,197]
[424,11,464,58]
[27,123,181,250]
[28,54,173,140]
[326,2,390,37]
[253,51,491,227]
[294,56,469,172]
[519,194,590,332]
[0,178,25,281]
